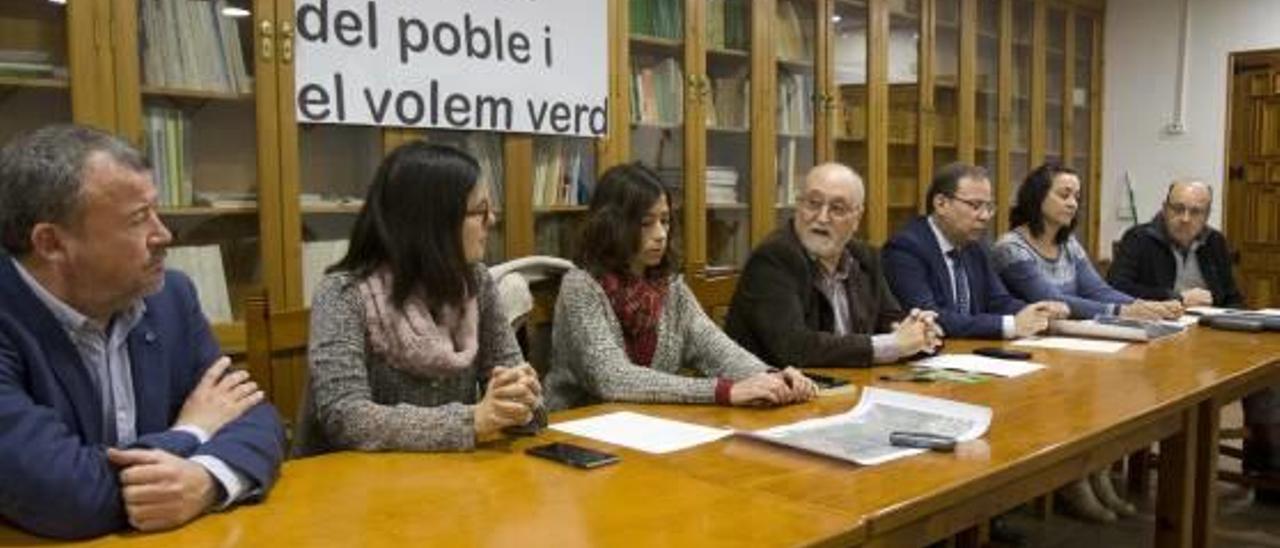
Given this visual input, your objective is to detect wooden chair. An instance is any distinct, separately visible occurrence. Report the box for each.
[244,291,311,443]
[686,272,738,327]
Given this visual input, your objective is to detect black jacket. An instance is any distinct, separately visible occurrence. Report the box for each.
[725,225,904,368]
[1107,214,1244,307]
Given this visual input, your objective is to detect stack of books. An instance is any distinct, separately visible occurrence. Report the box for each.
[706,166,740,205]
[0,49,63,80]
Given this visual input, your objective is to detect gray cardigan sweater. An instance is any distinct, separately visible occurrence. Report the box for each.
[294,265,523,456]
[544,268,769,410]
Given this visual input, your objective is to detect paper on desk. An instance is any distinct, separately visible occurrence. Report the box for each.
[1169,315,1201,327]
[744,387,992,466]
[912,354,1045,378]
[1187,306,1232,316]
[551,411,733,454]
[1011,336,1128,353]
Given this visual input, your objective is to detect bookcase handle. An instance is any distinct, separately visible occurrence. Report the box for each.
[280,21,295,65]
[260,19,275,62]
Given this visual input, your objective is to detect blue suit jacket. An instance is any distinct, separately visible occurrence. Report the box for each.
[0,257,285,539]
[882,216,1026,339]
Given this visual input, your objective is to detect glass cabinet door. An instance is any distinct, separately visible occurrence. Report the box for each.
[1044,6,1067,165]
[975,0,999,187]
[132,0,262,327]
[0,1,75,145]
[887,0,921,235]
[706,0,752,270]
[296,125,383,306]
[1010,0,1033,187]
[629,0,687,263]
[933,0,960,172]
[831,0,869,235]
[773,0,813,233]
[1072,12,1096,251]
[533,135,596,260]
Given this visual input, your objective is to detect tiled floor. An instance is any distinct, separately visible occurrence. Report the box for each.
[999,403,1280,547]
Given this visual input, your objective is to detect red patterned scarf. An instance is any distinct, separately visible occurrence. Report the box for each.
[598,272,669,367]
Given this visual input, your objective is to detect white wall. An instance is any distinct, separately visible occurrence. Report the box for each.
[1100,0,1280,257]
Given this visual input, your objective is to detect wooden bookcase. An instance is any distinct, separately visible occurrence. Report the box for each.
[3,0,1103,351]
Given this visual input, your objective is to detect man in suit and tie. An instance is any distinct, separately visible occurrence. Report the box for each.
[0,125,285,539]
[883,162,1067,339]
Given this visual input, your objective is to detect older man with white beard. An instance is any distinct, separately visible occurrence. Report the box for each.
[725,163,941,368]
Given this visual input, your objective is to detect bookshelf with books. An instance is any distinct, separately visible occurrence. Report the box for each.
[1009,0,1034,208]
[707,0,754,270]
[0,1,105,149]
[885,0,920,235]
[775,0,817,233]
[974,0,1000,215]
[534,136,598,259]
[832,0,869,235]
[1070,12,1100,255]
[105,0,264,344]
[1042,5,1068,164]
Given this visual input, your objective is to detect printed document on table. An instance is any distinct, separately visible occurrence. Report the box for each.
[551,411,733,454]
[913,354,1046,378]
[1012,336,1128,354]
[743,388,992,466]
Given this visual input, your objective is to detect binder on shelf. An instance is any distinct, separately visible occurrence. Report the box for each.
[302,240,350,306]
[139,0,251,93]
[166,245,232,324]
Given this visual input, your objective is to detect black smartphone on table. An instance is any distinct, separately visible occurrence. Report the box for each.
[972,347,1032,361]
[803,372,850,389]
[526,442,620,469]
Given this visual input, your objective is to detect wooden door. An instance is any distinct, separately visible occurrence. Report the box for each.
[1226,51,1280,308]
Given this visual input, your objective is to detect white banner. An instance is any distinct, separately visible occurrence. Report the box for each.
[294,0,608,137]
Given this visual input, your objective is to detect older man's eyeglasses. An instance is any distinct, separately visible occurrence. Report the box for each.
[1164,201,1208,219]
[799,195,860,220]
[947,195,996,214]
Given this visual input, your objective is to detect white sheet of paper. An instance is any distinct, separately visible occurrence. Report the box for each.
[1012,336,1128,353]
[913,354,1046,377]
[551,411,733,454]
[1187,306,1232,316]
[1170,315,1201,327]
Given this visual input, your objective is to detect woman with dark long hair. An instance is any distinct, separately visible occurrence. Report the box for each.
[543,162,817,410]
[296,141,542,455]
[993,162,1180,321]
[992,162,1181,522]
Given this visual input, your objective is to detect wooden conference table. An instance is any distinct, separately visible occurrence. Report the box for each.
[2,326,1278,547]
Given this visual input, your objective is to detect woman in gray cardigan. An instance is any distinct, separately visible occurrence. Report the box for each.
[544,163,817,410]
[295,142,542,456]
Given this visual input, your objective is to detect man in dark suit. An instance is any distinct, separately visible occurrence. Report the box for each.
[882,162,1067,339]
[726,163,940,367]
[0,125,285,539]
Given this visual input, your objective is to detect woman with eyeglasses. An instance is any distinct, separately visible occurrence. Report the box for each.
[991,162,1181,522]
[543,162,818,410]
[295,141,543,456]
